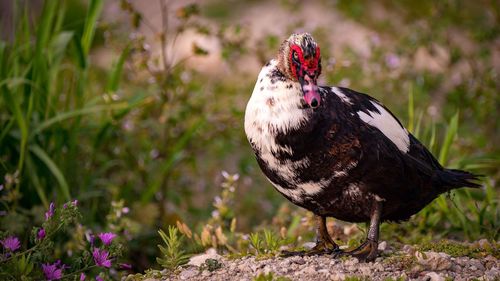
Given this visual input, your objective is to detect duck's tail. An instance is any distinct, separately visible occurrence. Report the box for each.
[435,168,482,191]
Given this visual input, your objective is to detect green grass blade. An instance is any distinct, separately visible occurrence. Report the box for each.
[50,31,74,64]
[106,45,131,92]
[438,112,459,165]
[0,40,5,77]
[413,111,423,139]
[81,0,104,56]
[408,83,414,132]
[25,155,49,207]
[429,123,436,154]
[35,0,57,54]
[1,85,28,173]
[29,144,71,201]
[72,35,87,69]
[29,102,130,138]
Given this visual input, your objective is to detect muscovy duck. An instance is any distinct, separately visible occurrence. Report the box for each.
[244,33,480,261]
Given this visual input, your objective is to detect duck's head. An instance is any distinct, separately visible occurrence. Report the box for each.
[277,33,322,108]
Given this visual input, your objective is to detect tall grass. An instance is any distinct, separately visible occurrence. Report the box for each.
[404,88,498,241]
[0,0,135,208]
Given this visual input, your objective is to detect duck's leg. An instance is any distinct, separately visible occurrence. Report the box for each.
[343,201,382,262]
[281,215,340,257]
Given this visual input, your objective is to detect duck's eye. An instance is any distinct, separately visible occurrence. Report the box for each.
[293,51,299,61]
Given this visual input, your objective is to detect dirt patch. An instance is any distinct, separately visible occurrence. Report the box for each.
[138,243,499,281]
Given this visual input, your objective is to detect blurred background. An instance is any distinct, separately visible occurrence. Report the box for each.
[0,0,498,274]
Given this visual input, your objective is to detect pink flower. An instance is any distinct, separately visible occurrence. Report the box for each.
[92,248,111,268]
[95,276,104,281]
[41,261,66,280]
[37,228,46,240]
[97,232,116,246]
[45,202,55,220]
[80,273,86,280]
[1,236,20,252]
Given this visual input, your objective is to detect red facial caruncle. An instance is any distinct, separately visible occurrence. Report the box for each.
[289,44,321,80]
[289,44,322,108]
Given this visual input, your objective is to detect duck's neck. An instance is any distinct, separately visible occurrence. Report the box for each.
[244,60,312,154]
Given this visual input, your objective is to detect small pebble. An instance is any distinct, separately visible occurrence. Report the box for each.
[378,241,387,251]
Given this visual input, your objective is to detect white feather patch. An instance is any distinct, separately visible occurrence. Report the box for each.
[343,183,363,199]
[357,101,410,153]
[245,60,314,192]
[269,182,303,202]
[296,178,332,196]
[331,87,353,104]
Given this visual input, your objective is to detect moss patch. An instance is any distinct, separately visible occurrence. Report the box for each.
[384,254,417,271]
[417,239,499,259]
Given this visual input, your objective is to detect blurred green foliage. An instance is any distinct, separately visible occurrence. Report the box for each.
[0,0,498,275]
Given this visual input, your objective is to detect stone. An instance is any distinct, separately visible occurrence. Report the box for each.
[477,239,491,249]
[289,256,306,265]
[402,244,416,255]
[302,241,316,250]
[179,268,198,280]
[416,251,452,271]
[358,264,372,276]
[330,272,346,281]
[188,248,222,267]
[484,267,500,281]
[469,259,485,271]
[425,271,445,281]
[378,241,388,251]
[301,265,316,275]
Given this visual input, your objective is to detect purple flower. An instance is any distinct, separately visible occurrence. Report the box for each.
[385,53,401,69]
[37,228,46,240]
[85,231,95,246]
[92,248,112,268]
[63,200,78,209]
[80,273,86,280]
[119,263,132,270]
[95,277,104,281]
[1,236,20,252]
[98,232,116,246]
[42,261,65,280]
[45,202,55,220]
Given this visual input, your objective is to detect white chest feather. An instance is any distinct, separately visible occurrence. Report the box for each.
[244,60,307,151]
[244,60,327,202]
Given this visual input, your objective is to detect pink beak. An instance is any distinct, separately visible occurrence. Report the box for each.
[301,74,320,108]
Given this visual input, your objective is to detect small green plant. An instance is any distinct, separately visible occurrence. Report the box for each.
[248,229,291,257]
[344,276,370,281]
[253,272,291,281]
[383,277,406,281]
[156,226,190,271]
[249,232,264,256]
[202,258,222,272]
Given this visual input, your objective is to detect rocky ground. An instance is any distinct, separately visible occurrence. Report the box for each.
[136,242,499,281]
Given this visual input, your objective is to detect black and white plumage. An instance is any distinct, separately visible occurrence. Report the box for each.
[244,33,480,261]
